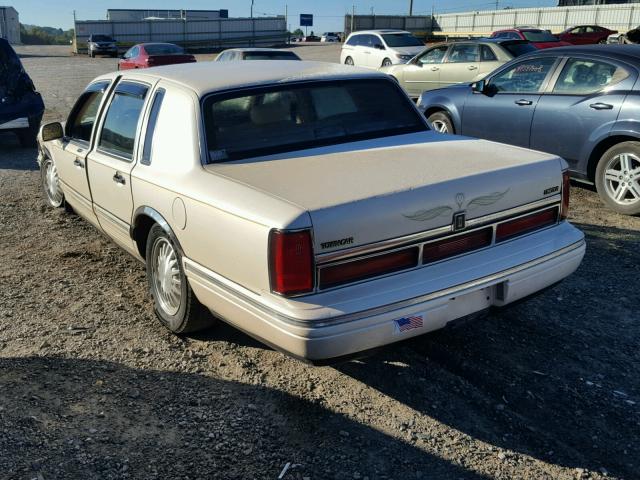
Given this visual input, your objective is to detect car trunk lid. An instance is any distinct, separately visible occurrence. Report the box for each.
[205,132,563,253]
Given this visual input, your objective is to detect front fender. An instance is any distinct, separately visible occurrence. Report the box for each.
[418,93,464,133]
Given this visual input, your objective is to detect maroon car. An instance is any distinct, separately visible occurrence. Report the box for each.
[558,25,617,45]
[118,43,196,70]
[491,28,572,49]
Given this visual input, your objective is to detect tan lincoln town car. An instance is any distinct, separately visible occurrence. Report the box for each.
[37,61,585,362]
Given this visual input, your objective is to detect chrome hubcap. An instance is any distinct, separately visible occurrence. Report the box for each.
[151,238,182,316]
[44,160,63,206]
[431,120,449,133]
[603,153,640,205]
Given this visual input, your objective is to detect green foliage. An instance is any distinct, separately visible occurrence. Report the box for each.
[20,24,75,45]
[292,28,304,36]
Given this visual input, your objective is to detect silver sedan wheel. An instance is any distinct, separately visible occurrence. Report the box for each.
[151,237,182,316]
[603,152,640,205]
[430,120,450,134]
[44,160,64,207]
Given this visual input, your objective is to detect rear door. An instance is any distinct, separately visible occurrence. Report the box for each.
[86,80,151,252]
[478,44,504,78]
[402,45,448,97]
[439,43,480,88]
[51,81,111,225]
[462,56,559,148]
[530,56,635,173]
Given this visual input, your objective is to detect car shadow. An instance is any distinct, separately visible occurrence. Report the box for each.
[335,221,639,478]
[0,356,488,479]
[0,134,38,170]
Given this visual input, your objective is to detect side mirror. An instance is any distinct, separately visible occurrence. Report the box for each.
[471,80,487,94]
[40,122,64,142]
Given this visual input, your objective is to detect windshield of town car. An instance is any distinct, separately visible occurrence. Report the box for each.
[203,79,427,162]
[242,51,300,60]
[92,35,115,42]
[144,44,184,55]
[522,30,559,42]
[381,34,424,47]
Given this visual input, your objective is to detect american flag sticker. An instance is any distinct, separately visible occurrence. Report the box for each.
[393,315,424,334]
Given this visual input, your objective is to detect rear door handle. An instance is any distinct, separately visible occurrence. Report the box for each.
[590,102,614,110]
[467,65,478,70]
[73,158,84,169]
[112,172,126,185]
[515,99,533,106]
[431,66,439,71]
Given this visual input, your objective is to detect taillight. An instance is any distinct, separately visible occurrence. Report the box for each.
[561,170,570,220]
[269,230,314,296]
[423,228,492,264]
[319,247,419,290]
[496,207,558,242]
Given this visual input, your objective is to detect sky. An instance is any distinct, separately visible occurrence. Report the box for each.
[16,0,557,32]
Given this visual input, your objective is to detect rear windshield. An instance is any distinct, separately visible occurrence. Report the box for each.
[522,30,558,42]
[243,51,300,60]
[145,44,184,55]
[203,79,426,162]
[91,35,115,42]
[502,41,538,57]
[382,34,423,47]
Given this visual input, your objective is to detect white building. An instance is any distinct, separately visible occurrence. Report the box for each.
[0,6,20,44]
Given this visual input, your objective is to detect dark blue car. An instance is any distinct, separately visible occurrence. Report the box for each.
[0,38,44,147]
[417,45,640,215]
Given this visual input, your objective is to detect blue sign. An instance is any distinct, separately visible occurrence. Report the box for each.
[300,14,313,27]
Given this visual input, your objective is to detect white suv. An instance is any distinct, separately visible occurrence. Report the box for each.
[340,30,425,68]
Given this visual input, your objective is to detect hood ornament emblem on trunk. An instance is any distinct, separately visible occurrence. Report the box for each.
[403,189,510,222]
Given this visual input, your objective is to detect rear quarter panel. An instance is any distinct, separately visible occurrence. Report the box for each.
[131,81,276,295]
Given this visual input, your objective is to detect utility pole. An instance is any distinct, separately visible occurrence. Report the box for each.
[495,0,499,10]
[351,5,355,35]
[250,0,254,18]
[409,0,413,16]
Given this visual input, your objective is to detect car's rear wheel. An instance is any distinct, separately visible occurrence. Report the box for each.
[41,157,65,208]
[344,56,354,66]
[427,111,454,134]
[382,58,392,67]
[146,224,215,333]
[595,141,640,215]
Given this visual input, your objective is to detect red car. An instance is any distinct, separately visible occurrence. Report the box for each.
[118,43,196,70]
[557,25,617,45]
[491,28,572,49]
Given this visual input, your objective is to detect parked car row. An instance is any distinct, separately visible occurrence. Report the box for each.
[417,45,640,215]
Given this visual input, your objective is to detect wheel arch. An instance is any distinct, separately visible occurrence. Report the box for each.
[586,134,640,182]
[130,206,184,260]
[422,105,459,133]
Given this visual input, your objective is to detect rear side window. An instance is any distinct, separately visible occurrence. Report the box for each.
[480,45,497,62]
[98,82,149,160]
[446,44,479,63]
[203,79,427,162]
[141,88,165,165]
[66,82,110,143]
[553,58,629,95]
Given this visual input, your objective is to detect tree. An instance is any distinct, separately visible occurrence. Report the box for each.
[292,28,304,37]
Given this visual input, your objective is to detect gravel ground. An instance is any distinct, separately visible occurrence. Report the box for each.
[1,45,639,480]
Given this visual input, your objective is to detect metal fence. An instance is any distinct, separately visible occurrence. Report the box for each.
[73,16,287,53]
[433,4,640,35]
[344,14,434,37]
